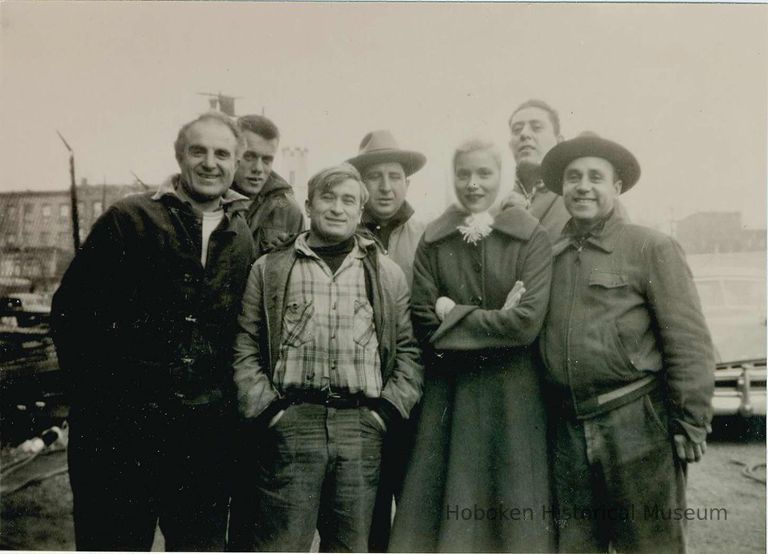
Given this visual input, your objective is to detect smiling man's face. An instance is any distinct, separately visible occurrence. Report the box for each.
[177,119,238,204]
[562,156,622,227]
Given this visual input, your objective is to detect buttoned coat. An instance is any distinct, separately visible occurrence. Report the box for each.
[389,204,555,553]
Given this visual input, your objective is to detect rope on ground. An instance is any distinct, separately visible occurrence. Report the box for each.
[729,459,767,484]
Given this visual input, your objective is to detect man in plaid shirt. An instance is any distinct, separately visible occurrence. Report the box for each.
[230,163,424,552]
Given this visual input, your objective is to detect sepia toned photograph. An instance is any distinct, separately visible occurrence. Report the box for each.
[1,1,765,552]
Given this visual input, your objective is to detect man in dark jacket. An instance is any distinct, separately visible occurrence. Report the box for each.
[229,163,423,552]
[51,111,256,551]
[539,132,715,553]
[233,114,305,257]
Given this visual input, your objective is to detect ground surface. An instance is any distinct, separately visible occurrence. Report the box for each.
[1,417,764,552]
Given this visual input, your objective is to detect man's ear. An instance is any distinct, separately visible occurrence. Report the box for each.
[305,198,312,218]
[556,134,565,144]
[405,178,411,190]
[613,179,623,195]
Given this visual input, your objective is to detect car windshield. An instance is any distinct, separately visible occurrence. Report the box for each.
[689,252,766,364]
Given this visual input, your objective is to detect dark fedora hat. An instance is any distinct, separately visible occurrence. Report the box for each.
[347,129,427,177]
[541,132,641,195]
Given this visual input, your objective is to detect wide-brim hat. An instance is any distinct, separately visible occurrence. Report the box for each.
[541,132,641,195]
[347,129,426,177]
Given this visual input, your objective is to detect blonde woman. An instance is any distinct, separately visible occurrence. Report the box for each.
[390,139,554,552]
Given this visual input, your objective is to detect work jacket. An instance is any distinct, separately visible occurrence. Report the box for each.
[242,171,305,258]
[232,232,424,422]
[51,176,256,413]
[540,209,715,442]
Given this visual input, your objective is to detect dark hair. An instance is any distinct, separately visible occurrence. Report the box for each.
[306,163,369,207]
[236,114,280,141]
[174,111,242,163]
[508,99,561,137]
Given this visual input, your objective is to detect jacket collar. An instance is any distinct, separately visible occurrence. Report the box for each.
[256,171,293,199]
[423,203,538,244]
[293,231,376,260]
[362,200,415,231]
[152,174,250,213]
[554,208,626,256]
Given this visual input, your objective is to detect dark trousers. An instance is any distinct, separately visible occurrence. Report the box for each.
[68,404,233,551]
[551,389,688,554]
[229,403,384,552]
[367,403,419,552]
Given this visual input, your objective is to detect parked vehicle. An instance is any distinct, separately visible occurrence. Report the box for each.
[0,293,51,328]
[689,251,766,417]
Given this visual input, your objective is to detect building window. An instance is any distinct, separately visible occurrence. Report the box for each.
[23,203,35,222]
[6,206,17,221]
[93,201,103,217]
[59,204,69,219]
[42,204,52,219]
[77,202,85,218]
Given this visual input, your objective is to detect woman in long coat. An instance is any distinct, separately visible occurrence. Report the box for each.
[389,139,554,552]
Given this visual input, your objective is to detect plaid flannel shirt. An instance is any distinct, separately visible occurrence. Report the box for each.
[272,234,382,397]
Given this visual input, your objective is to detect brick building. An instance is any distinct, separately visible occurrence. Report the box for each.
[0,181,147,291]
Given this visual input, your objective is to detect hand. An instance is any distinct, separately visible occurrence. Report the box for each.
[268,409,286,429]
[503,281,526,309]
[673,434,707,463]
[501,191,530,211]
[370,410,387,433]
[435,297,456,321]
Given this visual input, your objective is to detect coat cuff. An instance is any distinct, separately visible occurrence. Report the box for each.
[670,417,709,444]
[254,397,291,427]
[374,398,404,429]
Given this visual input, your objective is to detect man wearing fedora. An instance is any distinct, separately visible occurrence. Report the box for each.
[347,129,427,285]
[539,133,714,553]
[347,130,427,551]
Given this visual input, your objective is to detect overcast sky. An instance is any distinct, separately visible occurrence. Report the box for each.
[1,2,766,227]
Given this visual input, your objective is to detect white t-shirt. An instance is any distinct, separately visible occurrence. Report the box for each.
[201,209,225,267]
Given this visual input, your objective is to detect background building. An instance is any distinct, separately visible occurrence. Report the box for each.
[675,211,766,255]
[0,180,146,291]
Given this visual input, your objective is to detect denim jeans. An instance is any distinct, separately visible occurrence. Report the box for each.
[551,389,688,554]
[233,403,385,552]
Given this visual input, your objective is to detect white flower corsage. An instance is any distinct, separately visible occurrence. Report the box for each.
[457,211,494,245]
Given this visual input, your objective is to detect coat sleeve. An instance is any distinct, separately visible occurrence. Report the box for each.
[409,237,443,346]
[379,263,424,419]
[51,206,131,395]
[253,195,306,258]
[232,258,281,419]
[645,236,715,443]
[431,227,553,350]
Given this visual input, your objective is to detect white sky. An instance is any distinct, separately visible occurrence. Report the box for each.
[1,2,766,227]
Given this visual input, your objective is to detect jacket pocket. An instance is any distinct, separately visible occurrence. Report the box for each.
[643,392,670,436]
[282,300,315,347]
[588,271,628,289]
[353,299,376,347]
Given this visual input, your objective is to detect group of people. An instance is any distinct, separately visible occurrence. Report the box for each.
[51,99,715,554]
